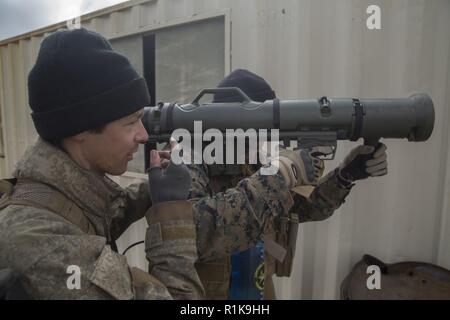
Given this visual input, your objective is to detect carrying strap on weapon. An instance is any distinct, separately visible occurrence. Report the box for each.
[0,178,96,236]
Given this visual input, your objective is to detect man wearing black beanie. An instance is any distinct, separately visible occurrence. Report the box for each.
[0,30,319,300]
[28,28,151,144]
[0,28,204,299]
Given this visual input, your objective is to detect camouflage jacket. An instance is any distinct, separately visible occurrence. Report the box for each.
[190,164,351,258]
[0,138,203,300]
[190,164,295,261]
[188,163,352,299]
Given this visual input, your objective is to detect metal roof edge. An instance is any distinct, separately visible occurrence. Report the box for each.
[0,0,155,46]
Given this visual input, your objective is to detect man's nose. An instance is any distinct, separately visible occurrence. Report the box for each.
[135,120,149,143]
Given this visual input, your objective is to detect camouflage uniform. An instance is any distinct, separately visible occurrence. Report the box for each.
[0,138,350,300]
[0,138,203,299]
[189,164,352,299]
[0,138,303,300]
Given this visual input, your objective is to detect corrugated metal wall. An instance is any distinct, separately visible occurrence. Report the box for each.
[0,0,449,299]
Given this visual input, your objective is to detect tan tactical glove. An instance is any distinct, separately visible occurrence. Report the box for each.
[338,143,388,184]
[274,147,324,188]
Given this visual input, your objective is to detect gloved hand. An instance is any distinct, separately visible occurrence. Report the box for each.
[338,143,388,183]
[148,138,192,204]
[275,147,324,188]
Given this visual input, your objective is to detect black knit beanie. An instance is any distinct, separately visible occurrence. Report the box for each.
[213,69,276,103]
[28,28,150,140]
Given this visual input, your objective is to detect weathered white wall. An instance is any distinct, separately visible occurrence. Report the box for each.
[1,0,449,299]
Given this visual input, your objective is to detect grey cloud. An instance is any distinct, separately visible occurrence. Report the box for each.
[0,0,62,41]
[0,0,127,42]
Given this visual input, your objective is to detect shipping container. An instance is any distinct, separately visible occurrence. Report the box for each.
[1,0,449,299]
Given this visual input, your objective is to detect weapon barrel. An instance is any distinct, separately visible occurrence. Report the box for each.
[143,90,434,142]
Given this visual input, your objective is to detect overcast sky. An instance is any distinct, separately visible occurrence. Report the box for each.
[0,0,128,41]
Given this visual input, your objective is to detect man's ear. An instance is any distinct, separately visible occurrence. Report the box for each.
[66,131,89,143]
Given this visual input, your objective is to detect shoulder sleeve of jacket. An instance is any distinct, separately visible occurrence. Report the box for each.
[0,205,173,300]
[187,164,212,199]
[110,181,152,239]
[189,170,294,261]
[291,169,353,222]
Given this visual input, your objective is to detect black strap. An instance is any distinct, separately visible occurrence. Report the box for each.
[166,102,176,132]
[109,240,119,253]
[273,99,280,129]
[351,99,364,141]
[122,241,144,255]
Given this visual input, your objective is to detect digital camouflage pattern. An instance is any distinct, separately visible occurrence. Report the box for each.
[188,163,352,299]
[189,164,294,261]
[0,138,351,300]
[0,138,202,299]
